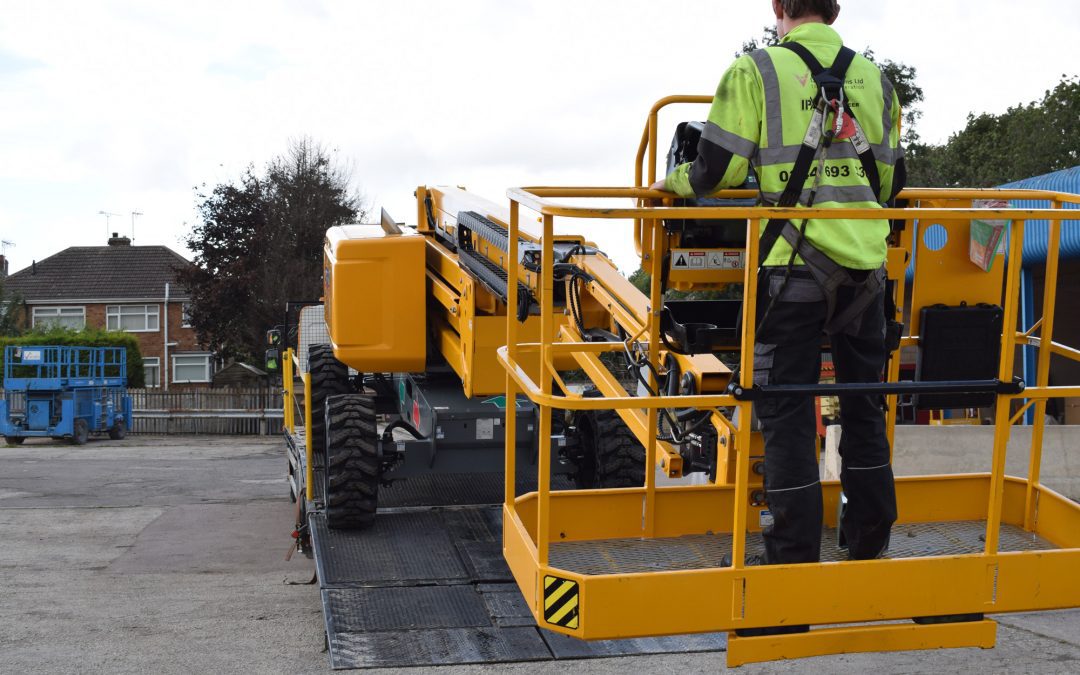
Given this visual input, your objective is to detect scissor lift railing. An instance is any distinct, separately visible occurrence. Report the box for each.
[497,186,1080,666]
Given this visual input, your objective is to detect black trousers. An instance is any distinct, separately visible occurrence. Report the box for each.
[753,267,897,563]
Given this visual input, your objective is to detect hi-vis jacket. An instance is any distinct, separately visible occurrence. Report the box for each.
[665,23,905,270]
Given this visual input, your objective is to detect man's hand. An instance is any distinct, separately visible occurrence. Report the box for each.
[649,179,669,191]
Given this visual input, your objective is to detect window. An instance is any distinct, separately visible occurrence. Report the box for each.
[107,304,160,332]
[181,303,193,328]
[143,357,160,388]
[172,353,211,383]
[32,306,85,330]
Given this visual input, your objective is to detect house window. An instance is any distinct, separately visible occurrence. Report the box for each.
[181,303,193,328]
[172,353,211,383]
[107,304,160,332]
[31,306,86,330]
[143,357,160,388]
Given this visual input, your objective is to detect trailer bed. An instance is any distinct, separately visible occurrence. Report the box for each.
[289,430,728,669]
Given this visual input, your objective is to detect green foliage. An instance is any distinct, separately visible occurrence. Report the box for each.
[907,76,1080,187]
[735,25,779,57]
[179,137,365,362]
[627,268,742,301]
[0,277,25,337]
[0,328,144,388]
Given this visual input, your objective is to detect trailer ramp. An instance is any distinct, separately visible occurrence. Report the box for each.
[309,475,727,669]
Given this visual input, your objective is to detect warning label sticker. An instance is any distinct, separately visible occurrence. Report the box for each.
[670,249,744,271]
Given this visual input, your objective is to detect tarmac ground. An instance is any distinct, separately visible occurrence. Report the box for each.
[0,435,1077,674]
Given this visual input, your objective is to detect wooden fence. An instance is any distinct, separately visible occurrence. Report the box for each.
[129,387,283,436]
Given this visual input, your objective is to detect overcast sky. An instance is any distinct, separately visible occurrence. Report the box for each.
[2,0,1078,275]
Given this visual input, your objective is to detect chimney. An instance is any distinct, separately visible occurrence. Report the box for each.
[0,254,7,278]
[108,232,132,246]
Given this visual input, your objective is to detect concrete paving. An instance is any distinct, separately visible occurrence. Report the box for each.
[0,435,1077,674]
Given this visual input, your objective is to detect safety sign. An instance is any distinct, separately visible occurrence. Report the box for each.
[670,249,745,271]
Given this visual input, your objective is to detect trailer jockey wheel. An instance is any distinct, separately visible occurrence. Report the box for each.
[569,389,646,488]
[70,419,89,446]
[309,344,349,470]
[108,420,127,440]
[323,394,380,530]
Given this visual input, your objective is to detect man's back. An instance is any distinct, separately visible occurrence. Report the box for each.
[664,22,904,270]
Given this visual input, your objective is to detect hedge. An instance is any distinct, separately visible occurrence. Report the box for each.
[0,329,145,388]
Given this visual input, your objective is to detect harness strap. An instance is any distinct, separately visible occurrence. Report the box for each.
[776,220,884,335]
[758,44,863,265]
[780,42,881,201]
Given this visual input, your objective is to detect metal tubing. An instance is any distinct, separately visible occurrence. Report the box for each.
[304,372,314,502]
[537,213,555,565]
[644,216,664,535]
[506,200,521,510]
[283,348,294,433]
[742,379,1020,399]
[730,219,762,571]
[1025,210,1062,529]
[985,220,1025,555]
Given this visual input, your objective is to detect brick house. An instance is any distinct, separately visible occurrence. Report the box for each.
[3,233,212,389]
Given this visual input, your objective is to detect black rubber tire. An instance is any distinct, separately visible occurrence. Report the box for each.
[108,420,127,440]
[308,344,349,469]
[569,391,646,488]
[71,419,89,446]
[4,436,25,446]
[323,394,379,530]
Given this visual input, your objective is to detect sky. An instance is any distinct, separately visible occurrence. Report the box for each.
[1,0,1078,276]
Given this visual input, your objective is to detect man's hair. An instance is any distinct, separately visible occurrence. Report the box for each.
[779,0,840,22]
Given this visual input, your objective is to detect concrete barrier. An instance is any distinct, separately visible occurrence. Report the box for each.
[892,425,1080,500]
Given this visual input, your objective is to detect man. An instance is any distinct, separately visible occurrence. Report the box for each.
[653,0,905,566]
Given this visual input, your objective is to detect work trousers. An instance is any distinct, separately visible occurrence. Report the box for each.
[753,267,897,563]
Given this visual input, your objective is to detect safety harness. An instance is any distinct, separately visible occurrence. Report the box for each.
[757,42,885,335]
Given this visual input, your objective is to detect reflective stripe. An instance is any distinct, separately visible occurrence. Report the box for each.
[702,121,757,159]
[761,184,879,205]
[757,142,899,167]
[751,49,783,149]
[847,462,891,471]
[767,479,820,493]
[880,71,895,147]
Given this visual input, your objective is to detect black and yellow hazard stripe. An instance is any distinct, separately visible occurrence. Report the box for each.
[543,575,579,629]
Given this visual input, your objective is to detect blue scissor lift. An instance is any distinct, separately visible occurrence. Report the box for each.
[0,345,133,445]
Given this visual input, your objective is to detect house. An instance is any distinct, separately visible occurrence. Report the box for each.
[3,233,211,389]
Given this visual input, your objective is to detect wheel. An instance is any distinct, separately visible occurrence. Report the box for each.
[70,419,89,446]
[108,420,127,440]
[4,436,25,446]
[308,344,349,469]
[568,390,646,488]
[323,394,379,529]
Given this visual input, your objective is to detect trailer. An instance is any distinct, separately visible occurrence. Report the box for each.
[0,345,133,445]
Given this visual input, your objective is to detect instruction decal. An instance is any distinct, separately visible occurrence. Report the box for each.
[543,575,580,629]
[670,249,744,271]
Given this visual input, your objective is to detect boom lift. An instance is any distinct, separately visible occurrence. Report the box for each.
[281,96,1080,667]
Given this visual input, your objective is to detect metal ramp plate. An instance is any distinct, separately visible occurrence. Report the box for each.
[310,475,727,669]
[549,521,1059,575]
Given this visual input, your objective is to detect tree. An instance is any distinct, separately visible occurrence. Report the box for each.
[0,278,24,337]
[906,76,1080,187]
[179,138,365,362]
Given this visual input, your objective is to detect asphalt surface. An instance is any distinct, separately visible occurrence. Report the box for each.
[1,435,1077,674]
